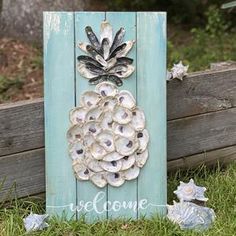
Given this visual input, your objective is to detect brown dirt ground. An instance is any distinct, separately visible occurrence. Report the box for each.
[0,37,43,104]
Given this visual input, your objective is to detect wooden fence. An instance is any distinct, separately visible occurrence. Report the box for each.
[0,68,236,201]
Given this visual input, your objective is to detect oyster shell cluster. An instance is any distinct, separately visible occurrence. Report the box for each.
[67,82,149,188]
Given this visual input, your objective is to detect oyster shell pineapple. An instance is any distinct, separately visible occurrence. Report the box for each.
[67,21,149,188]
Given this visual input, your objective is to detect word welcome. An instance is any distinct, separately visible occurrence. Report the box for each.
[47,192,166,214]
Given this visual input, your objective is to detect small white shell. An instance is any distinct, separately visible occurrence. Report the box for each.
[83,121,102,136]
[137,129,149,153]
[100,160,122,173]
[100,113,114,131]
[69,107,87,124]
[135,149,148,168]
[73,161,90,180]
[85,106,103,122]
[115,136,139,156]
[121,155,136,171]
[90,172,107,188]
[67,125,83,143]
[131,108,145,131]
[106,172,124,187]
[102,152,124,162]
[83,134,95,147]
[69,142,85,161]
[113,106,132,124]
[80,91,101,108]
[99,97,117,111]
[123,165,140,180]
[95,81,118,97]
[97,131,115,153]
[113,123,135,138]
[87,159,103,173]
[90,143,107,160]
[117,90,136,109]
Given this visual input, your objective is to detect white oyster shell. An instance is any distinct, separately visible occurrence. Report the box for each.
[80,91,101,108]
[67,81,149,188]
[90,172,107,188]
[95,81,118,97]
[113,106,132,124]
[70,107,87,125]
[67,125,83,143]
[106,172,125,187]
[115,136,139,156]
[113,123,135,138]
[117,90,136,109]
[100,160,122,173]
[135,149,148,168]
[90,143,107,160]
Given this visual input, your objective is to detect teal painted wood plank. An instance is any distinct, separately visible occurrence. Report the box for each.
[44,12,76,219]
[106,12,138,219]
[137,12,167,217]
[74,12,108,221]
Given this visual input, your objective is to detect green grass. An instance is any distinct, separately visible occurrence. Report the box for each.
[1,162,236,235]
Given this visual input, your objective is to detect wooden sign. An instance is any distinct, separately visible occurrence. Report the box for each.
[44,12,166,221]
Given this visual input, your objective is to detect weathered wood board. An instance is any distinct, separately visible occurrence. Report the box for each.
[0,67,236,201]
[43,12,167,220]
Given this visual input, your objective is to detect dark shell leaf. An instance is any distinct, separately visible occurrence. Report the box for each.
[117,57,133,65]
[85,63,105,75]
[101,38,110,60]
[89,76,107,85]
[85,26,100,51]
[107,75,123,86]
[110,27,125,54]
[108,63,128,74]
[108,43,127,59]
[86,45,107,67]
[77,55,103,68]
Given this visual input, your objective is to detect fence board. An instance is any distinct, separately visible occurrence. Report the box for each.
[0,98,44,156]
[168,107,236,160]
[0,148,45,201]
[167,69,236,120]
[167,145,236,171]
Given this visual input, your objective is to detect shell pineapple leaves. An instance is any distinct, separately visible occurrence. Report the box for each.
[77,21,135,86]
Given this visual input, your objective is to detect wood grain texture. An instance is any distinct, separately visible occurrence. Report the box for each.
[74,12,107,222]
[44,12,76,219]
[1,144,236,202]
[167,69,236,120]
[167,145,236,171]
[0,68,235,159]
[106,11,137,220]
[0,98,44,156]
[0,148,45,202]
[168,107,236,160]
[137,12,167,217]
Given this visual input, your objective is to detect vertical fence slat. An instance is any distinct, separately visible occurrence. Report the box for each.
[75,12,107,221]
[137,12,167,217]
[106,12,137,219]
[44,12,76,219]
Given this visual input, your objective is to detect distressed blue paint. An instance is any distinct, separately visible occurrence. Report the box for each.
[44,12,76,219]
[137,12,167,217]
[44,11,167,221]
[106,12,138,219]
[74,12,107,222]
